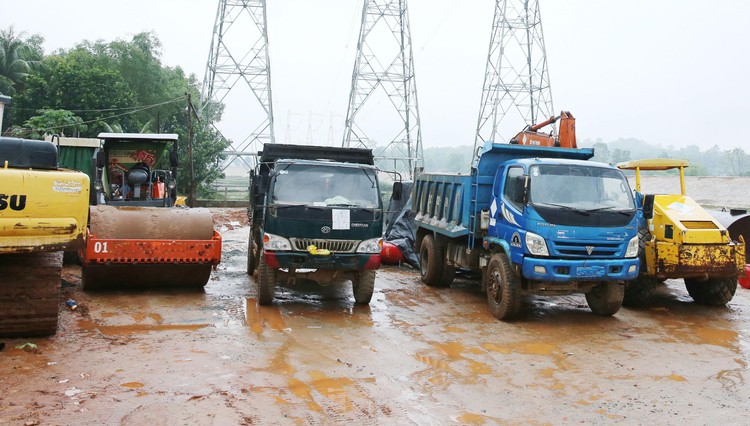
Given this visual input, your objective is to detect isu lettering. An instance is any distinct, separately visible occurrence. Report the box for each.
[0,194,27,211]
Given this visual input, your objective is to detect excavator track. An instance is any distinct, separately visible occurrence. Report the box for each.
[0,252,63,337]
[81,206,220,291]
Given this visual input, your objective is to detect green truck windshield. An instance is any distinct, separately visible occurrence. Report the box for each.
[272,164,379,208]
[529,164,635,211]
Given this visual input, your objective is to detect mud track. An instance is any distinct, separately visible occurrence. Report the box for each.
[1,209,749,424]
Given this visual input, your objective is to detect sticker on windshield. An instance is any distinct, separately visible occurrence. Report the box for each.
[332,209,350,230]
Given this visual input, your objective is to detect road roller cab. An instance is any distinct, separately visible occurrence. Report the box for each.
[79,133,222,291]
[91,133,179,207]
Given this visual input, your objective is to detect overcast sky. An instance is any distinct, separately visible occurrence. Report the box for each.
[2,0,749,151]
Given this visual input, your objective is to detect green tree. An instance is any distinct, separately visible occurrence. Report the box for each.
[13,51,138,134]
[7,31,229,195]
[0,26,43,92]
[0,26,44,131]
[12,109,86,139]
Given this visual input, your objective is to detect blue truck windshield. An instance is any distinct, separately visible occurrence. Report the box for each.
[272,164,379,208]
[529,164,635,211]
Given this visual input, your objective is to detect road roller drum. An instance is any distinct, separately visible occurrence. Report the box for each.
[81,205,222,290]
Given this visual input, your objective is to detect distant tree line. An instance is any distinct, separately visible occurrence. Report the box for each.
[0,27,228,196]
[419,139,750,177]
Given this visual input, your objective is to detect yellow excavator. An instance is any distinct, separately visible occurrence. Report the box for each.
[617,159,745,306]
[0,137,90,337]
[79,133,221,290]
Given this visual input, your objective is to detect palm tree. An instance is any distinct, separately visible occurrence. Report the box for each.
[0,26,41,91]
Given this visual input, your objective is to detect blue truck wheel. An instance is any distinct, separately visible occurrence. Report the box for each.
[420,235,448,287]
[485,253,522,320]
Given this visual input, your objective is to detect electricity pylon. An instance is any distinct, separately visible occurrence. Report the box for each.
[202,0,275,171]
[343,0,423,179]
[474,0,554,154]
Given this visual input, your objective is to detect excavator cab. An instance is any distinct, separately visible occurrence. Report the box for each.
[510,111,577,148]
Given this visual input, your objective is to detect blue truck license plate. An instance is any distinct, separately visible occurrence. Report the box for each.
[576,266,606,277]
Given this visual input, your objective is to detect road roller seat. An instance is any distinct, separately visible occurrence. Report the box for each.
[127,163,151,199]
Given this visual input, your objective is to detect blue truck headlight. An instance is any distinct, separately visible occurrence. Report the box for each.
[625,235,639,258]
[525,232,549,256]
[357,237,382,254]
[263,232,291,251]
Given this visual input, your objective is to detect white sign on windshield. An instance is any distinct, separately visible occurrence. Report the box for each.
[332,209,351,230]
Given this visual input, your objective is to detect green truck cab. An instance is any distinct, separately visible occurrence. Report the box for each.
[247,144,393,305]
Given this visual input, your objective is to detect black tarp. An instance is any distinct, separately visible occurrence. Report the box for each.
[384,182,419,267]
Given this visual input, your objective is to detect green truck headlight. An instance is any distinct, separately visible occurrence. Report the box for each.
[357,237,382,254]
[263,232,291,251]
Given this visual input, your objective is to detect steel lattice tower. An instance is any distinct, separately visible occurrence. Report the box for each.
[474,0,554,153]
[343,0,423,179]
[202,0,275,171]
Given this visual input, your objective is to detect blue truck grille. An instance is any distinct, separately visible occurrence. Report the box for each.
[290,238,358,253]
[551,240,623,259]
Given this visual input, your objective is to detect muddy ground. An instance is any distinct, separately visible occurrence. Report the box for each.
[1,208,749,425]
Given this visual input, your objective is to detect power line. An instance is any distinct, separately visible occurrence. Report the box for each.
[8,95,187,114]
[18,95,187,133]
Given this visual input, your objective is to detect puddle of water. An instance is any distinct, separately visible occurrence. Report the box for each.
[288,377,323,412]
[308,370,355,411]
[454,412,487,425]
[245,298,287,334]
[121,382,144,389]
[482,341,558,356]
[96,324,209,335]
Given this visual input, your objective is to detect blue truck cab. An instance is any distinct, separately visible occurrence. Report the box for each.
[413,142,640,319]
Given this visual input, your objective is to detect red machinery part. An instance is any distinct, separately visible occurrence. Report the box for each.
[381,241,405,265]
[740,264,750,290]
[82,229,222,265]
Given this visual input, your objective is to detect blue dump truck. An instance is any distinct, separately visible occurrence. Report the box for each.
[413,142,641,319]
[248,144,395,306]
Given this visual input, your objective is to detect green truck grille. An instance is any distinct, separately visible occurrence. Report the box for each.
[290,238,359,253]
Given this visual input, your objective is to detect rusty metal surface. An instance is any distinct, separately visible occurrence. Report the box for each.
[648,241,745,279]
[712,210,750,263]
